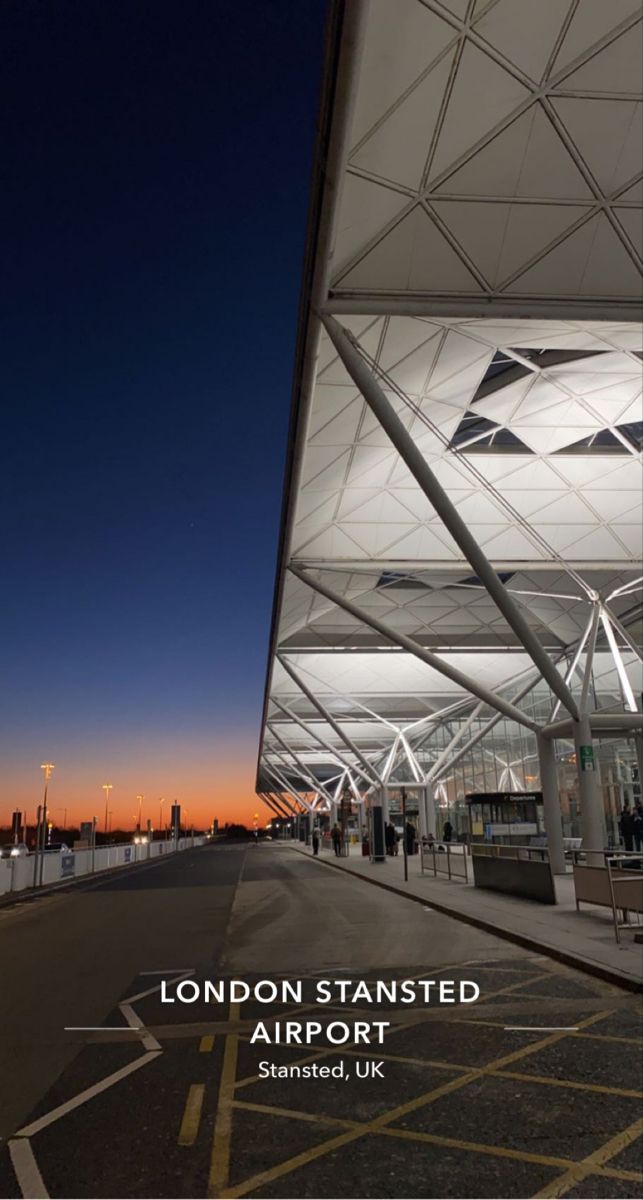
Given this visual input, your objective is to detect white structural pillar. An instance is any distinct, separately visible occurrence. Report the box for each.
[417,787,428,839]
[425,785,437,837]
[370,788,386,862]
[636,734,643,791]
[573,714,606,861]
[537,734,566,875]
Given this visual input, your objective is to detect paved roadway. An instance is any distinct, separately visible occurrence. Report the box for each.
[0,841,641,1199]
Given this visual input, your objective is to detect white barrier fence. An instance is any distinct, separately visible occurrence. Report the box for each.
[0,836,207,897]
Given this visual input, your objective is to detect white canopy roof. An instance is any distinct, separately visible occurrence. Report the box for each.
[257,0,642,799]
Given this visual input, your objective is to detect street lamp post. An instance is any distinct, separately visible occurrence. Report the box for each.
[34,763,55,888]
[136,794,144,833]
[102,783,113,836]
[159,797,165,838]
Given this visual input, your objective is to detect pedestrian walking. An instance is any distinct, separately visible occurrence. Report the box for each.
[385,821,396,856]
[312,827,320,856]
[443,819,453,843]
[404,819,415,857]
[331,823,342,857]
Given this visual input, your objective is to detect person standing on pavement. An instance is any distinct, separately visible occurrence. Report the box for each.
[312,827,320,856]
[404,819,415,857]
[619,805,634,852]
[385,821,396,856]
[331,823,342,857]
[443,819,453,843]
[632,803,643,853]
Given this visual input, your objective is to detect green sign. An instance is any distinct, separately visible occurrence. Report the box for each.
[580,745,595,772]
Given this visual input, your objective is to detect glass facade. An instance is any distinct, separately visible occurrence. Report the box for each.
[409,672,642,847]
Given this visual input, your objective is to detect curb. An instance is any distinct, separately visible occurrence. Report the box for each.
[288,844,642,995]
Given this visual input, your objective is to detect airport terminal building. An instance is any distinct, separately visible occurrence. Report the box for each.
[256,0,643,871]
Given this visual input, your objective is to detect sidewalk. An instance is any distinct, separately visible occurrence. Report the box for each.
[288,842,643,992]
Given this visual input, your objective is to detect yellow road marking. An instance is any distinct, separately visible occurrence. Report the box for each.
[236,1040,643,1101]
[222,1126,362,1198]
[231,1100,643,1186]
[533,1116,643,1198]
[178,1084,205,1147]
[235,1099,359,1130]
[233,971,552,1089]
[232,1098,570,1168]
[489,1066,643,1100]
[570,1029,643,1046]
[250,1041,643,1104]
[207,1002,239,1198]
[200,1035,215,1053]
[382,1125,643,1185]
[571,1027,638,1046]
[222,1008,615,1198]
[451,1016,643,1048]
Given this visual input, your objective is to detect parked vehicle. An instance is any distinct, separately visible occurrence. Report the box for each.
[42,842,70,853]
[0,843,29,858]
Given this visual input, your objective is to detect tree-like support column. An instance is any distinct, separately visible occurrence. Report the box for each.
[277,655,382,786]
[289,564,540,733]
[537,734,566,875]
[573,714,606,863]
[322,314,579,722]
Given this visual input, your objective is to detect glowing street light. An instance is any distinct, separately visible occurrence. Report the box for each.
[102,783,113,834]
[41,762,55,785]
[41,764,55,835]
[136,794,144,831]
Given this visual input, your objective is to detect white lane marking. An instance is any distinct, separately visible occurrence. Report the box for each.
[123,968,195,1004]
[119,1001,161,1052]
[9,1137,49,1199]
[504,1025,581,1031]
[17,1051,161,1136]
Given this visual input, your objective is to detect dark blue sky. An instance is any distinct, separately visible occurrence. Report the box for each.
[1,0,327,817]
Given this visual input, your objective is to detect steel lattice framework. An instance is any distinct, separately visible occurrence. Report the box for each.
[256,0,643,860]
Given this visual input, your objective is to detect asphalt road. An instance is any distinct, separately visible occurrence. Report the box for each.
[0,841,641,1200]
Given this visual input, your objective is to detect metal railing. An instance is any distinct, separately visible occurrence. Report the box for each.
[571,847,643,867]
[572,848,643,943]
[420,840,469,882]
[472,842,550,862]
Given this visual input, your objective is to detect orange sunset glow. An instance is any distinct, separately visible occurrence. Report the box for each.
[0,733,264,831]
